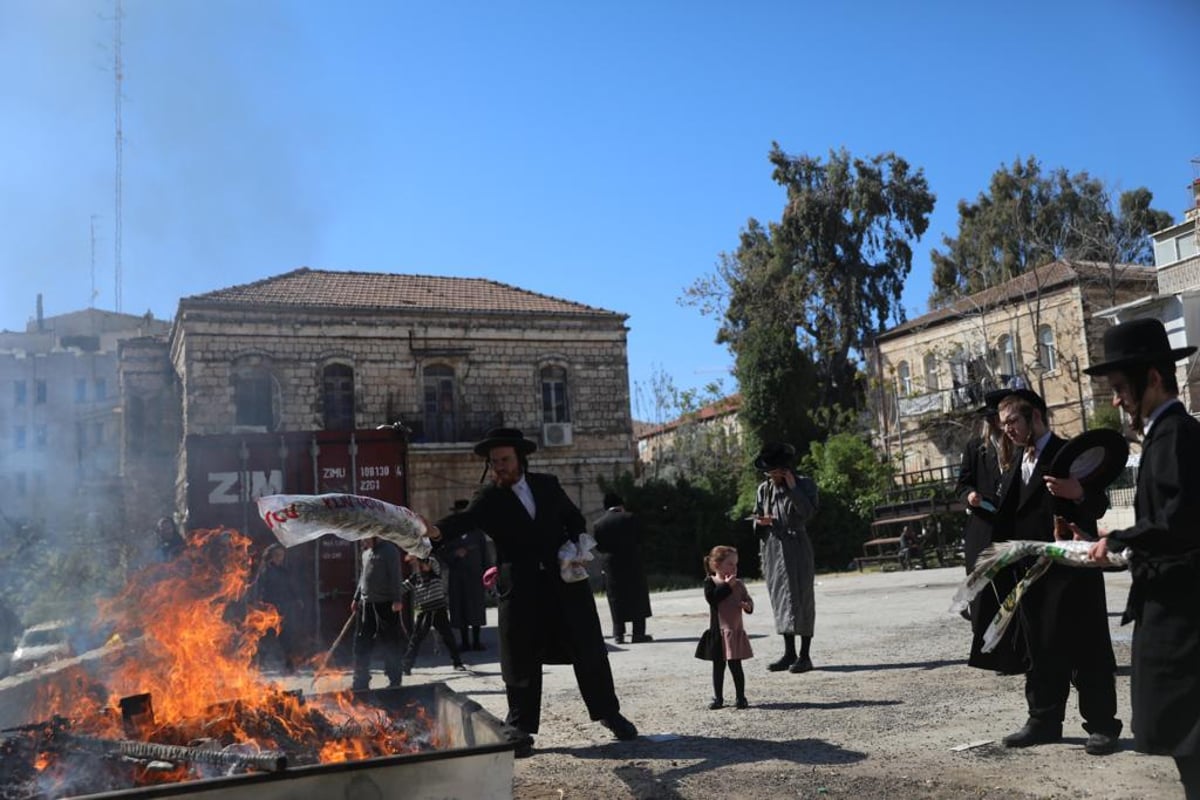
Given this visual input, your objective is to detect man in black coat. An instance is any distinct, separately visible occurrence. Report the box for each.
[431,428,637,754]
[956,398,1009,573]
[593,492,653,644]
[977,390,1121,755]
[1086,318,1200,797]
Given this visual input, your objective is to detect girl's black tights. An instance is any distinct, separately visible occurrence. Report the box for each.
[712,658,745,702]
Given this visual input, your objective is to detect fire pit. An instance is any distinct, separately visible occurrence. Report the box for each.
[1,683,522,800]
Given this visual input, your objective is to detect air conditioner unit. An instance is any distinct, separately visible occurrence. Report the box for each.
[542,422,573,447]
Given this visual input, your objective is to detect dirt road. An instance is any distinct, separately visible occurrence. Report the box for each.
[389,565,1184,799]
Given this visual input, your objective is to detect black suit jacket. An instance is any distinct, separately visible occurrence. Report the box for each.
[969,433,1113,675]
[955,435,1005,571]
[1109,402,1200,755]
[435,472,609,686]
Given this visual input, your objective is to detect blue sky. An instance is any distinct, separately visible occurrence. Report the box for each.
[2,0,1197,421]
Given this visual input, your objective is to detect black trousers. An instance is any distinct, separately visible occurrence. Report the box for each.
[351,602,405,690]
[1025,663,1121,736]
[612,616,647,638]
[504,651,620,735]
[404,608,461,666]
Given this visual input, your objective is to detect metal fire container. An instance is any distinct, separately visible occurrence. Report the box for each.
[50,684,522,800]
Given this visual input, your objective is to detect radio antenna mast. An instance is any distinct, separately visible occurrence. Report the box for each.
[113,0,124,313]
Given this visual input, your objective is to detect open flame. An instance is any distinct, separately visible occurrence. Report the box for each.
[7,528,441,797]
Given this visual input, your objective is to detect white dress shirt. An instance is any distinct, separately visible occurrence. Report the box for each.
[512,476,536,519]
[1021,430,1053,485]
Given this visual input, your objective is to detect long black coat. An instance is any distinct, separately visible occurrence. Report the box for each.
[955,434,1006,571]
[435,473,615,701]
[593,510,652,623]
[1108,402,1200,757]
[968,434,1114,676]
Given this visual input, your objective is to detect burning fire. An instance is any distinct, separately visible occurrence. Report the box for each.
[7,528,441,796]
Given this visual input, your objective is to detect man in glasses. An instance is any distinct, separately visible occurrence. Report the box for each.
[977,389,1120,756]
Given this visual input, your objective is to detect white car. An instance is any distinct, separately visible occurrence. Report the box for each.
[9,620,73,675]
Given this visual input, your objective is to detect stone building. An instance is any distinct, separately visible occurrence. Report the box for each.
[870,261,1156,482]
[635,394,742,481]
[123,268,635,532]
[0,302,169,534]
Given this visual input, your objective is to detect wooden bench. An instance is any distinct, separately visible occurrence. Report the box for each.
[854,537,906,572]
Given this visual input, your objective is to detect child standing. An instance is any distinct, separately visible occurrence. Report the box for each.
[400,555,466,674]
[696,545,754,709]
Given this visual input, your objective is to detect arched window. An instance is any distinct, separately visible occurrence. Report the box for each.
[897,361,912,396]
[234,366,278,430]
[541,365,570,422]
[1037,325,1057,372]
[423,365,457,442]
[997,335,1018,377]
[923,352,939,392]
[322,364,355,431]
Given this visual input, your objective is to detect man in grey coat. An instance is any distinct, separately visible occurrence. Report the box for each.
[752,442,819,673]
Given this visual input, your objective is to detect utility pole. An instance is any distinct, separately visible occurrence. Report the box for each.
[113,0,124,313]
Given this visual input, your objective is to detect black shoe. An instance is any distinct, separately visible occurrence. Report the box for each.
[789,656,814,673]
[386,680,402,688]
[767,655,797,672]
[600,713,638,741]
[1002,722,1062,748]
[631,634,654,643]
[614,634,625,644]
[735,697,749,709]
[708,698,724,710]
[1085,731,1119,756]
[513,735,534,759]
[402,666,412,676]
[453,662,467,671]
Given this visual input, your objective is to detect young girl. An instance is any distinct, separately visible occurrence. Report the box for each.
[696,545,754,709]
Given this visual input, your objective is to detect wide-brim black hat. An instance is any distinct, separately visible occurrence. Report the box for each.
[1047,429,1129,490]
[473,427,538,457]
[1084,317,1197,376]
[754,441,796,470]
[989,388,1047,418]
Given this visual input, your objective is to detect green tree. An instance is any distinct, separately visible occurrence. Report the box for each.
[799,432,894,570]
[930,157,1173,306]
[684,145,935,455]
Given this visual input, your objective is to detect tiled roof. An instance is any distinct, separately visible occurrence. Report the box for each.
[637,393,742,439]
[181,268,624,318]
[879,260,1157,341]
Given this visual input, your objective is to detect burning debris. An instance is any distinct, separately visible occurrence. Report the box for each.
[0,528,445,799]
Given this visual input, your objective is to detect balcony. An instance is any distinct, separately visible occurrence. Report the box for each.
[398,410,505,445]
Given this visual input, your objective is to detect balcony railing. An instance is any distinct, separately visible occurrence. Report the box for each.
[398,411,505,445]
[897,380,1005,418]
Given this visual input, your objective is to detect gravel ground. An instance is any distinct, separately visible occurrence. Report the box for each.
[340,566,1184,800]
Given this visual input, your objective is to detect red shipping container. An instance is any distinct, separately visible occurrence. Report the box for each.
[184,428,410,652]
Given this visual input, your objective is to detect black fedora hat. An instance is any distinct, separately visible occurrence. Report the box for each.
[1047,429,1129,490]
[754,441,796,471]
[1083,317,1196,376]
[472,427,538,457]
[991,388,1047,418]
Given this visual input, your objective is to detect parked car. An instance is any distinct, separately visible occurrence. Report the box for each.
[9,620,73,675]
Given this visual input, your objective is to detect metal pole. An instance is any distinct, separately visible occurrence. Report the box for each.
[1074,355,1088,431]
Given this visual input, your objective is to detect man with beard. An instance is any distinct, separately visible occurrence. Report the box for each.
[430,428,637,756]
[1086,318,1200,798]
[752,442,819,673]
[979,389,1121,756]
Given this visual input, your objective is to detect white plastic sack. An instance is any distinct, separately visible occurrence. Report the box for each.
[257,493,433,559]
[558,533,597,583]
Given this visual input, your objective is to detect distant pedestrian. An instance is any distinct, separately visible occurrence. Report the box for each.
[752,442,819,673]
[350,537,406,691]
[695,545,754,710]
[400,555,465,673]
[593,492,653,644]
[251,543,304,674]
[439,499,491,652]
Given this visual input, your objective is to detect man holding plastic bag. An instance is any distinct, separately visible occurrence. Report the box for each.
[430,428,637,756]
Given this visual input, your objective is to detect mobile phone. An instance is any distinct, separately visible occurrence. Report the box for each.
[978,497,997,513]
